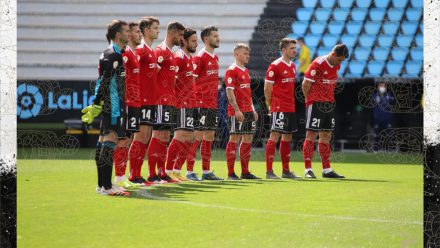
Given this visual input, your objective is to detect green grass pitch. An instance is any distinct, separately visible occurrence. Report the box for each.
[18,149,422,248]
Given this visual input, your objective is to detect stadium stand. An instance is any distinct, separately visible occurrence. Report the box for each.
[285,0,423,78]
[17,0,267,80]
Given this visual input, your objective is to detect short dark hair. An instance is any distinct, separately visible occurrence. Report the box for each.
[201,25,218,42]
[129,22,139,30]
[183,27,197,40]
[139,16,159,35]
[106,19,128,43]
[167,21,185,33]
[279,38,297,50]
[332,43,350,58]
[297,37,304,43]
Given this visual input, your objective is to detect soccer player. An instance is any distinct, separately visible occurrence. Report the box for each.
[150,21,185,183]
[164,27,201,181]
[81,20,130,196]
[224,43,260,180]
[264,38,300,180]
[130,17,162,185]
[188,26,223,180]
[301,43,349,179]
[113,21,143,188]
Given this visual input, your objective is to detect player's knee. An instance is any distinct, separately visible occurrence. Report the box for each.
[269,131,280,142]
[242,134,253,143]
[281,134,292,142]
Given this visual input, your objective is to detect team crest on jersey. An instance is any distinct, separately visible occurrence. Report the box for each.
[227,77,232,83]
[311,70,316,76]
[122,56,128,63]
[113,61,118,69]
[158,56,164,63]
[269,71,274,77]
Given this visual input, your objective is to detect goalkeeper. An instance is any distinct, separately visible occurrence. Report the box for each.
[82,20,130,196]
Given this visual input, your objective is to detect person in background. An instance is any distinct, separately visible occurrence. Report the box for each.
[297,37,311,78]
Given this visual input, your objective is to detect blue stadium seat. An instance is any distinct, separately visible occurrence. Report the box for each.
[296,8,314,21]
[309,46,317,57]
[377,35,394,47]
[315,8,332,22]
[410,47,423,61]
[366,61,385,77]
[356,0,372,8]
[369,8,386,22]
[411,0,423,8]
[338,63,347,76]
[321,0,336,8]
[415,34,423,47]
[406,8,422,21]
[387,8,404,21]
[346,21,363,35]
[373,47,390,61]
[305,34,321,47]
[340,34,357,47]
[396,35,413,47]
[386,61,403,76]
[328,21,345,35]
[292,22,308,36]
[392,0,408,8]
[401,21,418,35]
[354,47,371,60]
[364,21,381,35]
[351,8,368,22]
[382,22,400,35]
[359,34,375,47]
[310,22,326,35]
[404,60,422,77]
[338,0,355,8]
[391,47,408,61]
[348,61,366,77]
[374,0,390,8]
[303,0,318,8]
[317,46,333,56]
[419,23,423,34]
[322,34,339,47]
[287,33,299,40]
[333,8,350,22]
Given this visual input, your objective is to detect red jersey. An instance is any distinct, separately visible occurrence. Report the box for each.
[122,45,140,107]
[304,55,340,106]
[136,41,157,106]
[265,57,297,113]
[154,42,178,106]
[225,63,253,116]
[174,49,195,109]
[193,49,219,109]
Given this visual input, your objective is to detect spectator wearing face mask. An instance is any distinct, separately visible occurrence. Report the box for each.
[372,82,395,151]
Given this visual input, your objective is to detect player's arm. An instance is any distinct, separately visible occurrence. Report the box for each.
[264,65,276,110]
[302,78,313,98]
[302,63,316,98]
[225,71,244,122]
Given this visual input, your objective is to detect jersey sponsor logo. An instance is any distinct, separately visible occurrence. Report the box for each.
[207,70,218,75]
[240,84,250,89]
[281,78,295,83]
[322,79,337,84]
[269,71,274,77]
[113,61,119,69]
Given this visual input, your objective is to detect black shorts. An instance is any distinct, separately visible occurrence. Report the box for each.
[198,108,218,130]
[126,106,140,132]
[228,112,256,134]
[175,108,195,131]
[270,112,298,134]
[193,108,200,130]
[139,105,156,126]
[154,105,176,131]
[100,112,130,139]
[305,102,336,131]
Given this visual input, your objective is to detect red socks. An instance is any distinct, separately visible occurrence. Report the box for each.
[265,139,276,172]
[186,140,200,172]
[226,141,237,175]
[201,140,213,172]
[114,146,128,177]
[279,141,291,172]
[303,140,315,169]
[318,142,331,169]
[128,141,146,180]
[166,139,184,172]
[240,142,251,174]
[157,140,168,177]
[147,138,161,178]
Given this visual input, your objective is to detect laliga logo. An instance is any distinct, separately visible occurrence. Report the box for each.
[17,83,43,119]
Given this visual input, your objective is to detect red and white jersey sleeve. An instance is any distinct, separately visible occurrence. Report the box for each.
[225,63,253,116]
[174,49,195,109]
[122,46,141,107]
[154,43,178,106]
[304,55,340,106]
[264,57,296,113]
[193,49,219,109]
[136,42,157,106]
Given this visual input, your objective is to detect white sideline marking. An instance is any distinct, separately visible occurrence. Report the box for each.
[136,190,422,226]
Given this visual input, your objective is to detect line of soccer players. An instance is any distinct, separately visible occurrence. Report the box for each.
[81,17,349,196]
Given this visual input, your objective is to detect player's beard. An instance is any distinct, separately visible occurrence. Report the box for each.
[210,41,219,48]
[187,46,196,53]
